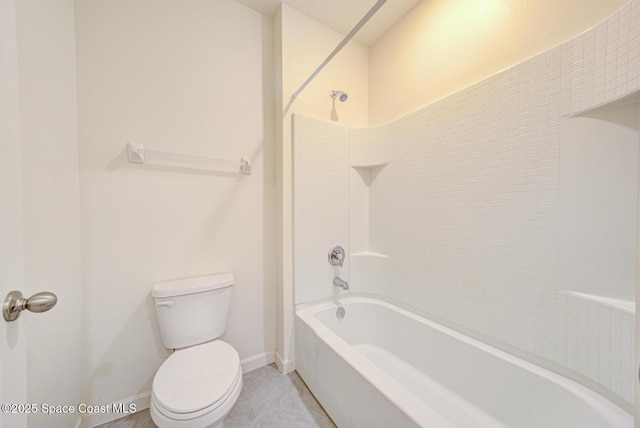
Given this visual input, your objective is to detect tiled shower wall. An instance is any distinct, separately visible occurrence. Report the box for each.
[293,1,639,409]
[293,117,349,304]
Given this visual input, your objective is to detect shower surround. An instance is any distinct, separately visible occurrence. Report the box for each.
[293,0,639,414]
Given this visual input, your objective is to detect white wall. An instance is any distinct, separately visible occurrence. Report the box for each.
[276,4,368,371]
[75,0,276,417]
[281,4,369,128]
[369,0,630,125]
[14,0,83,427]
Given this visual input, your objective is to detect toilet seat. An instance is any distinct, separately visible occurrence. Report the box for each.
[150,374,242,428]
[152,340,241,419]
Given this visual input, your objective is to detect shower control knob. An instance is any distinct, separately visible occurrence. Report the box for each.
[328,245,345,267]
[3,290,58,322]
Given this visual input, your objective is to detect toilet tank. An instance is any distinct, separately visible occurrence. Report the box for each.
[152,273,234,349]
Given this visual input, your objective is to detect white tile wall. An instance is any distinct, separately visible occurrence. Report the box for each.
[293,0,639,408]
[349,251,392,296]
[292,115,350,304]
[560,293,635,402]
[350,124,392,167]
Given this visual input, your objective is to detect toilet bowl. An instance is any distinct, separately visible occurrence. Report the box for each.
[150,274,241,428]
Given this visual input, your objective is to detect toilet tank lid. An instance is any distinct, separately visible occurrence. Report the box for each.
[152,273,234,298]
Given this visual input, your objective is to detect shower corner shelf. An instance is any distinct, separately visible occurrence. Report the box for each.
[351,162,389,186]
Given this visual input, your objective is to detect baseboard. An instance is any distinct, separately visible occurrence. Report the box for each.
[275,351,295,374]
[241,350,275,373]
[82,391,150,428]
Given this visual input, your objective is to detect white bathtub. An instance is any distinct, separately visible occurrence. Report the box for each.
[295,296,632,428]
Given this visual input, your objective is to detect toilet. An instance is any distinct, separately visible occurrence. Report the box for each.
[150,273,242,428]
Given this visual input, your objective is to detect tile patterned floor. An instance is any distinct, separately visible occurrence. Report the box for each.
[96,365,336,428]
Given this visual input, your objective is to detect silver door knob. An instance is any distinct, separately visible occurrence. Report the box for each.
[3,290,57,322]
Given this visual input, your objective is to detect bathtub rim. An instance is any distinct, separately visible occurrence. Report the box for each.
[295,293,633,427]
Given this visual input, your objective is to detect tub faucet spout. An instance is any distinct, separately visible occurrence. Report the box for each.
[333,276,349,290]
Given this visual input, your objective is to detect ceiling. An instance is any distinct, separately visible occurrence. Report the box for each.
[235,0,421,46]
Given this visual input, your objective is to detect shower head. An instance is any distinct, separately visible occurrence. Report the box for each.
[330,90,348,102]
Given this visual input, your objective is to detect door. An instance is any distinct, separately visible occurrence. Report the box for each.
[636,93,640,428]
[636,92,640,428]
[0,0,28,427]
